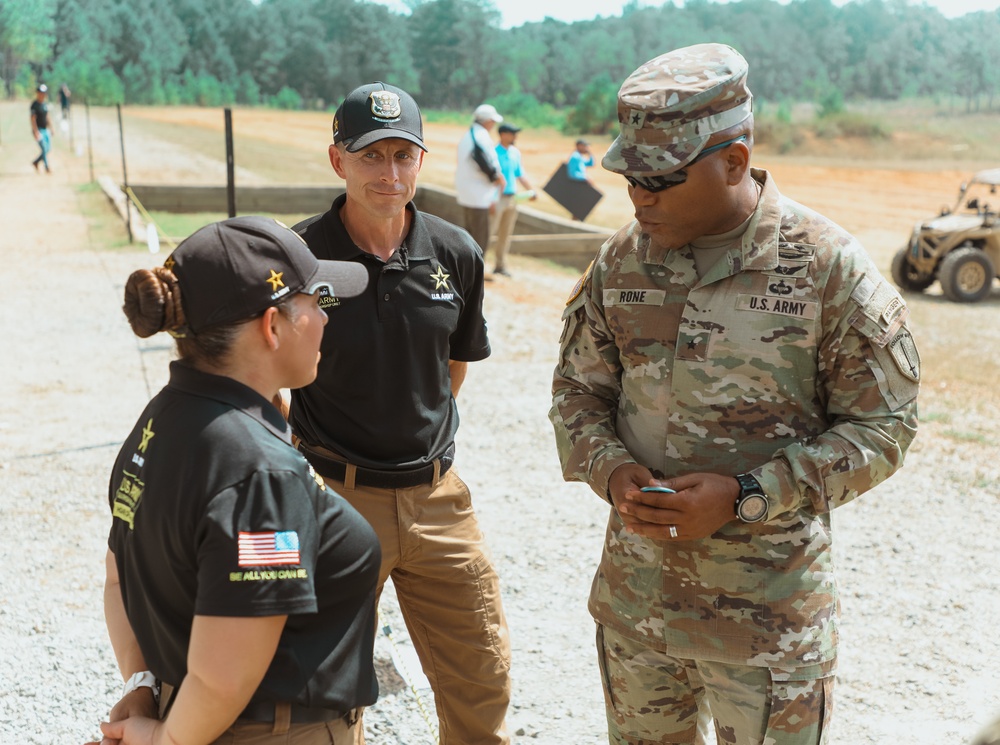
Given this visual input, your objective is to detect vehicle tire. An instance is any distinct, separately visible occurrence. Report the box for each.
[938,246,996,303]
[891,247,935,293]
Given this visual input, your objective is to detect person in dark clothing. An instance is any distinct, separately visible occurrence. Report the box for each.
[89,216,379,745]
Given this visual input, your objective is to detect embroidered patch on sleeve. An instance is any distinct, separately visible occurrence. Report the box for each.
[238,531,301,567]
[565,260,594,306]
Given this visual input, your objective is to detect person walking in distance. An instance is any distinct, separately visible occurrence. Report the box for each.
[59,83,72,121]
[489,122,536,277]
[567,139,595,184]
[456,103,506,254]
[292,82,512,745]
[550,43,920,745]
[30,84,52,173]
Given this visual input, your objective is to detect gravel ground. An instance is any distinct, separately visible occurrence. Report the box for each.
[2,121,999,745]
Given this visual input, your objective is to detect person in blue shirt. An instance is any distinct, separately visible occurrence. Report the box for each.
[567,139,595,184]
[490,123,536,277]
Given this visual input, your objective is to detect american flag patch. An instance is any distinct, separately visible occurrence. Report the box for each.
[237,531,301,567]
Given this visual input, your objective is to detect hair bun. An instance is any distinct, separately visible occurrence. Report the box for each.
[123,267,186,338]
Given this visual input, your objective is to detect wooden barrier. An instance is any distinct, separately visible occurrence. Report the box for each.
[112,182,612,269]
[125,184,344,215]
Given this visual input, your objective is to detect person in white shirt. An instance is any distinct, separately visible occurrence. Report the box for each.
[455,103,506,252]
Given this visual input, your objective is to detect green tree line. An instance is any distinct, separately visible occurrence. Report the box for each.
[2,0,999,126]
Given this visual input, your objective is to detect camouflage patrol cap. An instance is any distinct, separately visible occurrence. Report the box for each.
[602,43,753,176]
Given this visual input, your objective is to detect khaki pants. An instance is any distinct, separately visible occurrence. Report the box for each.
[597,625,833,745]
[159,687,362,745]
[462,206,491,252]
[211,718,361,744]
[487,195,518,272]
[324,467,512,745]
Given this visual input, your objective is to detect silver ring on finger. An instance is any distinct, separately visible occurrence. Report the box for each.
[668,525,678,539]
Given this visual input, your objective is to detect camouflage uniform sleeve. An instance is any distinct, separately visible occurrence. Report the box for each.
[753,267,920,519]
[549,263,635,501]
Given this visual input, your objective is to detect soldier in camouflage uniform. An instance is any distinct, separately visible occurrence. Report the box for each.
[549,43,920,745]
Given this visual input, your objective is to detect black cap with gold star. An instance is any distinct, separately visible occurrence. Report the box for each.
[167,216,367,334]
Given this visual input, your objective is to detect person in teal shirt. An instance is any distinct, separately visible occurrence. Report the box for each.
[567,139,595,183]
[490,123,536,277]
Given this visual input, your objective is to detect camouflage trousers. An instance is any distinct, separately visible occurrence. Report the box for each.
[596,625,833,745]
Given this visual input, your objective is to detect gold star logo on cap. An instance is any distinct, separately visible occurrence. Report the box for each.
[266,269,285,291]
[164,255,176,271]
[138,418,155,453]
[430,266,451,291]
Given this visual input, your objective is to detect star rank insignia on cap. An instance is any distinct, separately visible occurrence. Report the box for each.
[629,109,646,128]
[370,90,401,120]
[266,269,285,291]
[163,254,176,271]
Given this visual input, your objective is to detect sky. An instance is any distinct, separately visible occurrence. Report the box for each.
[369,0,999,27]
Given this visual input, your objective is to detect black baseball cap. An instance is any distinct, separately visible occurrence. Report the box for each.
[168,216,368,334]
[498,123,521,135]
[332,81,427,153]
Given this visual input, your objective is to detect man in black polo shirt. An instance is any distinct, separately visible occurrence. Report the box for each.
[291,82,511,744]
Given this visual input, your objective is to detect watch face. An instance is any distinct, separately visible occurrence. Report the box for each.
[738,494,768,522]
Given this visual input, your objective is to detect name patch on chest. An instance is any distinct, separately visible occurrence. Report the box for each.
[603,289,666,306]
[737,294,818,319]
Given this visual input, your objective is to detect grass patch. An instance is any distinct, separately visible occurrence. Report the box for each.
[148,211,317,244]
[423,109,474,126]
[943,429,991,445]
[75,182,134,252]
[754,118,807,154]
[852,97,1000,161]
[70,190,316,253]
[814,111,891,140]
[920,411,951,423]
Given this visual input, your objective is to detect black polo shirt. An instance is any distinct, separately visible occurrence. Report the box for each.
[290,195,490,470]
[108,362,380,710]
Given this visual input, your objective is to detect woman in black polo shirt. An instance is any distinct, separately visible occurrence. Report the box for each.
[90,217,378,745]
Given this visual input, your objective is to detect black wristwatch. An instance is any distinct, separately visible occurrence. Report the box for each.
[734,473,769,523]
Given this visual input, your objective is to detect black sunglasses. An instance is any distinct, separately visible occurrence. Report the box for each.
[624,135,748,193]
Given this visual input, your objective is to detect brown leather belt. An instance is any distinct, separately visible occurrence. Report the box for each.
[299,443,453,489]
[238,699,350,724]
